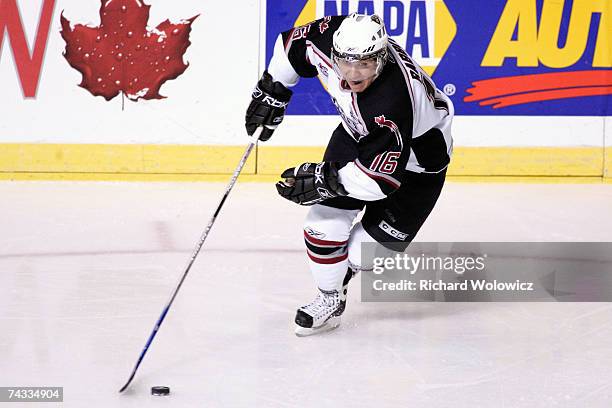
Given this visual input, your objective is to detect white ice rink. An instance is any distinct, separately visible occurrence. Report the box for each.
[1,181,612,407]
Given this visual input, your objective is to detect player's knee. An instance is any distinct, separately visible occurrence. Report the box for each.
[303,226,348,264]
[347,223,379,272]
[303,205,355,241]
[347,244,372,272]
[303,205,364,264]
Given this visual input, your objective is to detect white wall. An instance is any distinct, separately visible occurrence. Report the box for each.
[0,0,260,145]
[269,116,605,147]
[0,0,608,152]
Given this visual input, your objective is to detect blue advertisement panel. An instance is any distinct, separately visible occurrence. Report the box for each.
[265,0,611,116]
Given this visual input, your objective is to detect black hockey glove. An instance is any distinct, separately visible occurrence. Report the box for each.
[245,71,293,142]
[276,162,348,206]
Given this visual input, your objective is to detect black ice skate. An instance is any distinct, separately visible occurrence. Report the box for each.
[294,268,356,337]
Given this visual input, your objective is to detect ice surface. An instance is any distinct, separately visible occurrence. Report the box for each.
[1,181,612,407]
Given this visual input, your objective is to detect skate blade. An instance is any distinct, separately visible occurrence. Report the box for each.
[294,316,340,337]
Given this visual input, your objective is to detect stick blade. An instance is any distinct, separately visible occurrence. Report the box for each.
[118,372,135,393]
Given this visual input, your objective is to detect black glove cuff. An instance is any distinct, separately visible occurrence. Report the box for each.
[259,71,293,102]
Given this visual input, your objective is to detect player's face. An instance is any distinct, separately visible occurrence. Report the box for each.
[334,57,378,92]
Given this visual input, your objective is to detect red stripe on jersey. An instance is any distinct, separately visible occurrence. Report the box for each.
[284,28,295,51]
[307,42,333,68]
[355,160,401,189]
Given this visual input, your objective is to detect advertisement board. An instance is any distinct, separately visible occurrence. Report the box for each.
[265,0,611,116]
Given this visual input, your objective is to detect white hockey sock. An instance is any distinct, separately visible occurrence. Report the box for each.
[303,205,360,291]
[308,258,349,291]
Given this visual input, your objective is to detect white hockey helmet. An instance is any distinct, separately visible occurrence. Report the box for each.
[332,14,389,82]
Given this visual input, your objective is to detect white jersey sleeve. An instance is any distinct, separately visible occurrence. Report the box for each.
[267,34,300,87]
[338,163,386,201]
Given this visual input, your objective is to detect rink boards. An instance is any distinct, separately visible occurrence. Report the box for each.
[0,0,610,181]
[0,143,609,182]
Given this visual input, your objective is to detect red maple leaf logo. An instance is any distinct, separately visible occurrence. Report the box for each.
[374,115,398,132]
[60,0,198,101]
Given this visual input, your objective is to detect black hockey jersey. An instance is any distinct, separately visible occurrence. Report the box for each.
[268,15,454,201]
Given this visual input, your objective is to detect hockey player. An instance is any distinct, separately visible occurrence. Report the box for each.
[245,14,453,336]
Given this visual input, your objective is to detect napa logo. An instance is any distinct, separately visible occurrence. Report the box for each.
[293,0,456,76]
[465,0,612,109]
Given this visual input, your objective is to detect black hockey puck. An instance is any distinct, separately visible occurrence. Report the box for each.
[151,386,170,396]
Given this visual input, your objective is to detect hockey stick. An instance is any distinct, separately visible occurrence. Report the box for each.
[118,127,263,393]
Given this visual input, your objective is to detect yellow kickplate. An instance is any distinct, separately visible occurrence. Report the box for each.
[0,144,607,182]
